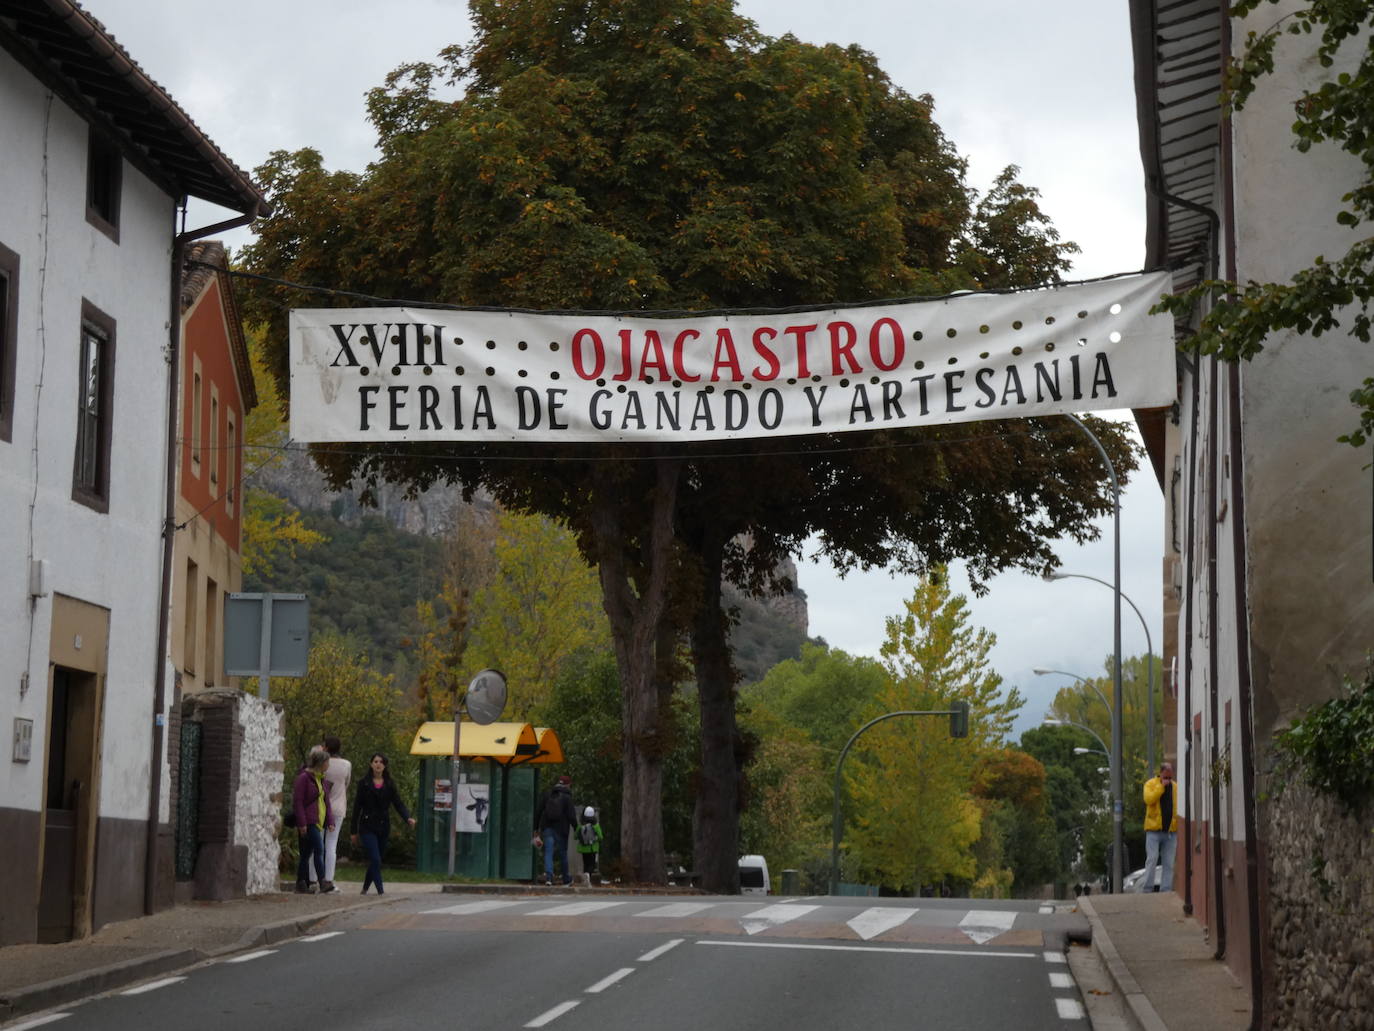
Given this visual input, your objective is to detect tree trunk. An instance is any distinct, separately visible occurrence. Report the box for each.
[590,457,680,884]
[691,530,742,894]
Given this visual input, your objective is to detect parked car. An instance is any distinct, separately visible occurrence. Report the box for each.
[1123,867,1147,892]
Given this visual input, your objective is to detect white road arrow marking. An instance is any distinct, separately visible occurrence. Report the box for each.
[959,909,1017,944]
[740,903,818,935]
[846,906,919,940]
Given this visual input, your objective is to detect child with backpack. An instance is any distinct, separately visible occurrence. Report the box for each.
[576,805,603,875]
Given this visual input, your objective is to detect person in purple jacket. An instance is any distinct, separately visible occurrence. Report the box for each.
[292,745,334,894]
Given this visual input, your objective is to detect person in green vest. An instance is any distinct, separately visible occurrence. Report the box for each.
[576,805,603,878]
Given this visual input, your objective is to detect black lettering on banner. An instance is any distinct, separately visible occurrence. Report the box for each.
[621,391,646,431]
[590,389,612,430]
[910,374,935,416]
[758,388,783,430]
[331,324,361,366]
[359,384,380,430]
[388,385,408,430]
[516,385,541,430]
[418,385,441,429]
[848,384,875,424]
[546,389,569,431]
[1001,366,1027,406]
[803,385,827,427]
[472,385,496,430]
[655,391,681,431]
[1034,360,1062,403]
[880,380,905,420]
[725,389,748,431]
[690,391,715,431]
[944,370,966,413]
[974,368,997,408]
[1091,353,1118,398]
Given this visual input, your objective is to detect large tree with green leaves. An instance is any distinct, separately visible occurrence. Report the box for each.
[242,0,1134,886]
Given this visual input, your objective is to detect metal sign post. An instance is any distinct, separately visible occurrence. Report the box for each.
[447,670,507,879]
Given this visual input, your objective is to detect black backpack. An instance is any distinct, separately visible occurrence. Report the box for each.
[542,789,566,826]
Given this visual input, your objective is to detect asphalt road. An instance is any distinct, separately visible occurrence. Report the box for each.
[11,895,1089,1031]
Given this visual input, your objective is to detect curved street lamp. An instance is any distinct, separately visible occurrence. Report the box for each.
[1046,571,1156,773]
[1033,667,1111,720]
[1059,414,1124,895]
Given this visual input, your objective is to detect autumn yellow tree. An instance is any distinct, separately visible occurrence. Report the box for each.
[240,328,324,578]
[465,510,611,721]
[844,571,1022,892]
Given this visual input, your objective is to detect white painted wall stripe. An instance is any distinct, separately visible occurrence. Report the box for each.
[740,903,818,935]
[121,976,187,995]
[585,968,634,993]
[1055,997,1087,1020]
[637,938,684,962]
[636,901,716,918]
[697,940,1035,960]
[224,949,277,963]
[958,909,1018,944]
[423,899,525,915]
[524,1000,580,1027]
[527,901,626,917]
[846,906,919,941]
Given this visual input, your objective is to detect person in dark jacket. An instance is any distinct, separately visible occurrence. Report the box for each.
[533,774,576,885]
[350,753,415,895]
[292,745,334,894]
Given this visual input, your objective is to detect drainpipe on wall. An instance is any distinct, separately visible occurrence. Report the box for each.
[1206,354,1226,963]
[144,207,257,916]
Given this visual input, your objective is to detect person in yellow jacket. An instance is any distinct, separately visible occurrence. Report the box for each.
[1140,761,1178,892]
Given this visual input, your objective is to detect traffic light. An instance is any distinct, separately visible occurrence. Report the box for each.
[949,700,970,738]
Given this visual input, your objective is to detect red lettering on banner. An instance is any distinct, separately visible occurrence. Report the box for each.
[673,330,701,382]
[868,318,904,371]
[828,321,860,375]
[751,327,781,380]
[572,329,605,380]
[613,329,634,381]
[711,328,744,382]
[783,324,816,379]
[639,329,671,381]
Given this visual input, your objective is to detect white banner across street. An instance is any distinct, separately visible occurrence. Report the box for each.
[288,271,1175,443]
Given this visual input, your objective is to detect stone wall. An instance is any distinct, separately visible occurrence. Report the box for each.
[235,693,285,895]
[1264,782,1374,1029]
[178,690,283,899]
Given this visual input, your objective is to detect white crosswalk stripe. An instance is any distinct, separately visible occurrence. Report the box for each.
[846,906,919,940]
[636,901,716,918]
[423,899,527,915]
[958,909,1017,944]
[526,900,627,916]
[740,903,818,935]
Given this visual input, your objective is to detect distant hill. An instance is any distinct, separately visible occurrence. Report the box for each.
[246,451,812,684]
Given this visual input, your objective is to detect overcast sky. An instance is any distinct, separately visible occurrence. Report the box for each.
[87,0,1162,739]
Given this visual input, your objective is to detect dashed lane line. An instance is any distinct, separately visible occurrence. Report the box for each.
[1048,971,1074,989]
[1044,950,1067,964]
[120,977,187,995]
[223,949,277,964]
[523,1000,580,1028]
[585,968,634,994]
[7,1015,72,1030]
[637,938,684,962]
[1055,997,1087,1020]
[298,931,345,942]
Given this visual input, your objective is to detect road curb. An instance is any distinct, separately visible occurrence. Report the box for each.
[1078,896,1170,1031]
[0,947,201,1024]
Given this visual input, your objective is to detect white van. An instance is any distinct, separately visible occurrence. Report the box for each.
[739,854,770,895]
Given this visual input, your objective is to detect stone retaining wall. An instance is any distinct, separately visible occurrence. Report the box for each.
[1264,782,1374,1029]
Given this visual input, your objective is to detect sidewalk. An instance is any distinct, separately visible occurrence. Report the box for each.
[0,882,441,1026]
[1074,890,1253,1031]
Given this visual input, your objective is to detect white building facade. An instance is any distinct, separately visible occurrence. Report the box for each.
[0,2,265,944]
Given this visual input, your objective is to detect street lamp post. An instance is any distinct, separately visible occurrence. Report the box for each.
[1060,414,1123,895]
[1033,667,1111,720]
[1047,572,1156,773]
